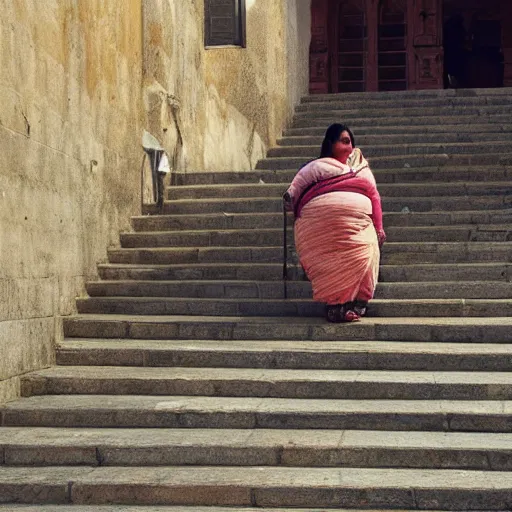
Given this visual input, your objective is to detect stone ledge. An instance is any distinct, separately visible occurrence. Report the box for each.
[55,339,512,371]
[0,507,489,512]
[2,395,512,431]
[1,427,512,470]
[18,365,512,400]
[0,466,511,508]
[61,314,512,343]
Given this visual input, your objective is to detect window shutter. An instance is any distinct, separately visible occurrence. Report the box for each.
[205,0,246,47]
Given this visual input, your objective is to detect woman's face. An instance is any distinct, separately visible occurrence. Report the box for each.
[332,130,353,164]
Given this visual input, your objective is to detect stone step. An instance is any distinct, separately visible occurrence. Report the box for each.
[295,96,512,110]
[56,339,512,371]
[300,87,512,101]
[0,466,511,509]
[146,195,512,215]
[294,104,512,118]
[62,315,512,343]
[3,394,512,431]
[0,508,472,512]
[2,427,512,470]
[107,242,512,266]
[284,123,512,137]
[132,210,512,232]
[85,280,512,300]
[119,226,512,248]
[294,104,512,117]
[20,366,512,401]
[278,132,512,146]
[75,297,512,318]
[97,262,512,283]
[174,166,512,186]
[291,114,512,128]
[268,142,512,159]
[166,181,512,200]
[256,153,512,171]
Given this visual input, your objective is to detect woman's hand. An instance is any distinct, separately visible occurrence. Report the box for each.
[283,192,293,212]
[377,229,386,248]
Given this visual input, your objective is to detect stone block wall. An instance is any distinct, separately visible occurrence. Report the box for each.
[0,0,310,403]
[142,0,311,172]
[0,0,144,402]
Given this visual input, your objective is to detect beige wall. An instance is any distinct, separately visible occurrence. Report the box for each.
[0,0,144,402]
[286,0,312,117]
[143,0,311,172]
[0,0,311,403]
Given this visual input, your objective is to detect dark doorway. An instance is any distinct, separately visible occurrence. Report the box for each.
[442,13,466,87]
[442,2,505,88]
[466,18,504,87]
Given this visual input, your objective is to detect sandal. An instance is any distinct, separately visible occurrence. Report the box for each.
[325,304,361,323]
[352,300,368,317]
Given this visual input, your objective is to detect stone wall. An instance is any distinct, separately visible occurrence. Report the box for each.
[0,0,144,402]
[285,0,312,119]
[0,0,311,403]
[143,0,311,172]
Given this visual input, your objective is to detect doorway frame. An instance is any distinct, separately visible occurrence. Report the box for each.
[309,0,444,93]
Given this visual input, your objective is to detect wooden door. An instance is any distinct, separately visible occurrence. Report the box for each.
[378,0,408,90]
[333,0,369,92]
[308,0,445,94]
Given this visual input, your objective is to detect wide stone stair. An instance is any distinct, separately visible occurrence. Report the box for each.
[2,88,512,510]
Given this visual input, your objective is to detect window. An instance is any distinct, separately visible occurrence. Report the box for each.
[205,0,246,48]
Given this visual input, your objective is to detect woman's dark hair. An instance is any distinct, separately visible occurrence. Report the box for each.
[319,123,355,158]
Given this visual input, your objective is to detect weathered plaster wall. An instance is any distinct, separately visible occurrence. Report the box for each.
[143,0,311,173]
[0,0,311,403]
[286,0,312,117]
[0,0,143,402]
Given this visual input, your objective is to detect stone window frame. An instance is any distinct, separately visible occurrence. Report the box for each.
[205,0,247,48]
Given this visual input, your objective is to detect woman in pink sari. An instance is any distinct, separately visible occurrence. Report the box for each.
[284,124,386,323]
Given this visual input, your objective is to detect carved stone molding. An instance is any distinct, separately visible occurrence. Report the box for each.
[412,0,442,47]
[413,46,443,88]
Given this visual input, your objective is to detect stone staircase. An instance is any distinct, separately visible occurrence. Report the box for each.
[2,88,512,510]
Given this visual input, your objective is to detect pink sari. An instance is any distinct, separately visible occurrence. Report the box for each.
[285,153,381,305]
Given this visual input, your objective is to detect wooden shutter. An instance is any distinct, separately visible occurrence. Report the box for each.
[205,0,246,47]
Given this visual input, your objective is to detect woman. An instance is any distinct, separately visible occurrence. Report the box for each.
[284,123,386,323]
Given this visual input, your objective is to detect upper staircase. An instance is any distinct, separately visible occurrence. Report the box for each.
[2,88,512,510]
